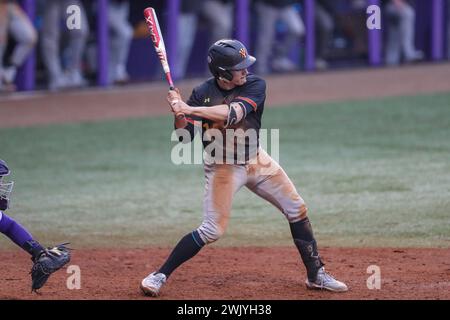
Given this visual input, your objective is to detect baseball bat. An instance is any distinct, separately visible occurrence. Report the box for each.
[143,7,185,119]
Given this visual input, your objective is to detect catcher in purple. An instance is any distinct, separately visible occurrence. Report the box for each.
[0,159,70,292]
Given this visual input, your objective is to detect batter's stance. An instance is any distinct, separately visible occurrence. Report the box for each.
[141,40,348,296]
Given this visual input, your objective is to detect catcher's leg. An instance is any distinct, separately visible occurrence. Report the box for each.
[142,164,246,296]
[246,150,347,292]
[0,212,70,292]
[0,212,45,256]
[0,211,70,291]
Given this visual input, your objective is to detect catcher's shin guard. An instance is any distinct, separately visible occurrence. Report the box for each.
[23,240,45,257]
[294,239,324,282]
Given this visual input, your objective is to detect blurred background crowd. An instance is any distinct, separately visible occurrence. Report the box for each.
[1,0,449,93]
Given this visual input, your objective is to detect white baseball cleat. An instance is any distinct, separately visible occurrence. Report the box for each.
[305,267,348,292]
[140,272,167,297]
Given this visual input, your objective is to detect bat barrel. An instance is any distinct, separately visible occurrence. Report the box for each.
[144,7,184,119]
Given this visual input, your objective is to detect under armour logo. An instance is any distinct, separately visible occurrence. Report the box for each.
[204,98,210,104]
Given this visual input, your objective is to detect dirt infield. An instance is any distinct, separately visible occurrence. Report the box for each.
[1,247,449,300]
[1,63,450,128]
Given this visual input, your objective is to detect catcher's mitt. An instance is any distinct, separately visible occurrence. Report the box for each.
[30,243,71,292]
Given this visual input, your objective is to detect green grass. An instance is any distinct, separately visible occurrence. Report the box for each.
[1,92,449,248]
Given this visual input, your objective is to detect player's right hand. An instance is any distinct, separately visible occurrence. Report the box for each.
[167,88,182,107]
[167,88,185,119]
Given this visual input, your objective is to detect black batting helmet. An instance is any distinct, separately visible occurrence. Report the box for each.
[207,39,256,81]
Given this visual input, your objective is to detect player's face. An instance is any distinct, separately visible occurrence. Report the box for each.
[230,69,249,86]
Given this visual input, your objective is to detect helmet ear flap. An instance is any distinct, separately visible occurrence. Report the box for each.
[217,67,233,81]
[208,53,233,81]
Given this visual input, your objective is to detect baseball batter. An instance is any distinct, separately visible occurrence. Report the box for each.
[140,40,348,296]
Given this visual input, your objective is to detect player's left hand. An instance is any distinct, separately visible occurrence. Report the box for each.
[171,100,192,116]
